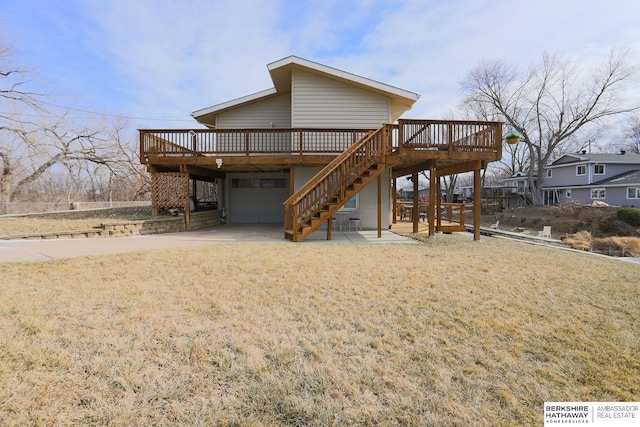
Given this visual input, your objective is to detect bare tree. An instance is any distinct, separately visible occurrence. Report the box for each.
[625,120,640,154]
[461,49,639,205]
[1,42,148,212]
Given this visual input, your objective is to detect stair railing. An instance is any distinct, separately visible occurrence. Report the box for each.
[284,124,394,240]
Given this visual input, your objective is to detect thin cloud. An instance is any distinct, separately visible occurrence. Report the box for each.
[3,0,639,128]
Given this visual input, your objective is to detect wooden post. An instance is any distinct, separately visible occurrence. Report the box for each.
[392,177,397,224]
[412,172,419,233]
[377,174,382,238]
[429,164,436,237]
[185,172,191,229]
[192,179,198,212]
[398,119,404,157]
[474,167,481,241]
[220,177,226,222]
[436,175,442,231]
[149,165,158,216]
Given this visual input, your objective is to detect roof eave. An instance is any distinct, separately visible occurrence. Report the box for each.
[267,55,420,106]
[191,88,278,122]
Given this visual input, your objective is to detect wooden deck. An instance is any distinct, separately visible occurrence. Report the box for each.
[391,217,466,236]
[139,119,502,241]
[139,119,503,174]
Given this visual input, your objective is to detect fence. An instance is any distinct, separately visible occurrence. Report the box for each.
[0,201,151,216]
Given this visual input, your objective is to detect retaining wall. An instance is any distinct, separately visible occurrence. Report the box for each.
[1,210,222,240]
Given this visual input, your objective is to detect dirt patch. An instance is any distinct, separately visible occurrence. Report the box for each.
[481,204,639,239]
[11,205,154,221]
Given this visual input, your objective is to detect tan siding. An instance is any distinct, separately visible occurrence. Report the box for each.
[217,94,291,128]
[292,70,390,128]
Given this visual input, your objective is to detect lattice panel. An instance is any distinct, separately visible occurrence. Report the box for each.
[151,172,189,209]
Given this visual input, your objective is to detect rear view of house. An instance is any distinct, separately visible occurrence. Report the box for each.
[140,56,503,241]
[542,151,640,207]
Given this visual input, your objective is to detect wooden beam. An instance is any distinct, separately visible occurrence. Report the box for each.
[391,160,433,178]
[435,160,482,178]
[182,165,225,181]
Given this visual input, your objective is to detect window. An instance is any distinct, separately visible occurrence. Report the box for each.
[546,169,552,178]
[576,165,586,176]
[232,178,287,188]
[232,178,259,188]
[628,187,640,199]
[260,178,287,188]
[339,195,358,211]
[594,164,605,175]
[566,190,572,198]
[591,188,606,199]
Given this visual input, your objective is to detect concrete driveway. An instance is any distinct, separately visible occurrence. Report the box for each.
[0,224,417,263]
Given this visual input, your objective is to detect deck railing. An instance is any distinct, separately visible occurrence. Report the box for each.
[397,119,502,156]
[397,202,466,228]
[139,128,372,162]
[139,120,502,163]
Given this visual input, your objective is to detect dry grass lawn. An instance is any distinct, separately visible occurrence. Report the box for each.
[0,206,153,236]
[1,234,639,426]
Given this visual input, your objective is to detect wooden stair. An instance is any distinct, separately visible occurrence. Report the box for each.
[284,163,385,241]
[284,125,392,242]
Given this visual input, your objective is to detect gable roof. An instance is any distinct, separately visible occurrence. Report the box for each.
[192,55,420,126]
[548,152,640,167]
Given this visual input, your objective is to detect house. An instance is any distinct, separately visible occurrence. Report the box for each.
[139,56,503,241]
[542,151,640,207]
[500,171,537,208]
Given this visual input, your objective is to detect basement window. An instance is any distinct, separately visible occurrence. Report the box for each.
[628,187,640,199]
[590,188,606,199]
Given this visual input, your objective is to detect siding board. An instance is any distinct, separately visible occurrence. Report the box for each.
[217,94,291,128]
[292,70,390,128]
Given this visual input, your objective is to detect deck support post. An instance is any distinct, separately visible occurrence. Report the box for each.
[377,174,382,238]
[436,174,442,231]
[473,167,481,241]
[392,177,397,225]
[149,165,158,216]
[428,165,436,237]
[412,172,419,233]
[184,171,191,229]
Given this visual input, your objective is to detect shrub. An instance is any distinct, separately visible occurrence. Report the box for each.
[563,231,593,251]
[558,200,582,216]
[593,236,640,257]
[617,207,640,226]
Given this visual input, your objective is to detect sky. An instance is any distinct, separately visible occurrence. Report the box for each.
[2,0,640,131]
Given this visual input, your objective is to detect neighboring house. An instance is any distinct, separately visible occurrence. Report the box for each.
[140,56,503,241]
[542,151,640,208]
[500,171,537,208]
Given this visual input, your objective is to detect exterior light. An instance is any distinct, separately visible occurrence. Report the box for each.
[216,158,223,169]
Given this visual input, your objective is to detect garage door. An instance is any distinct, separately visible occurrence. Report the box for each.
[228,176,288,223]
